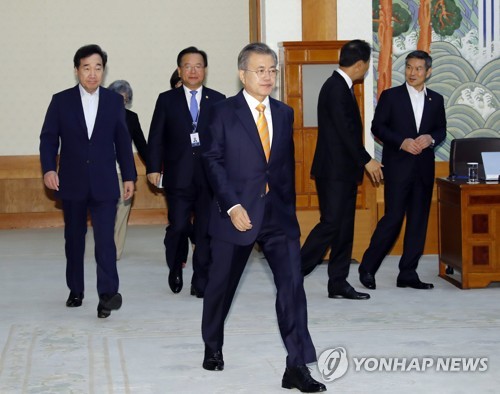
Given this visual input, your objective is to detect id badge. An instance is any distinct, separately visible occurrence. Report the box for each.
[190,132,200,147]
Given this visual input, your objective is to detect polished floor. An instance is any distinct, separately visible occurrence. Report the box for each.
[0,225,499,394]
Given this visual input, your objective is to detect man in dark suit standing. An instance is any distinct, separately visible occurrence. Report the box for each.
[201,43,325,393]
[39,44,136,318]
[301,40,383,300]
[358,50,446,291]
[147,47,225,297]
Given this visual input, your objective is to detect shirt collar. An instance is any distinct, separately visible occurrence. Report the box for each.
[183,85,203,95]
[242,89,270,110]
[406,82,427,96]
[335,68,353,89]
[79,84,99,98]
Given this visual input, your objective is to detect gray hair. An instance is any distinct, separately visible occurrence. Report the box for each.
[108,80,133,104]
[237,42,277,70]
[405,50,433,70]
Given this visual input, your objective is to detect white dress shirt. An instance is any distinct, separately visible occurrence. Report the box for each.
[406,82,427,132]
[79,84,99,139]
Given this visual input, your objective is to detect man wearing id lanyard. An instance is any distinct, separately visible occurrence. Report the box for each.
[147,47,225,298]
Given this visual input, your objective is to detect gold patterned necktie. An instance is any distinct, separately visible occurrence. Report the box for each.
[256,103,270,193]
[256,103,270,162]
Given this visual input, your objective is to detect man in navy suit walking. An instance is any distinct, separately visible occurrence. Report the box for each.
[40,44,136,318]
[201,43,325,393]
[358,50,447,291]
[147,47,225,298]
[300,40,383,300]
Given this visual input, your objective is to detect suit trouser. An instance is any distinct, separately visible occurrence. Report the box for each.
[114,173,132,260]
[164,180,211,292]
[202,198,317,367]
[301,178,358,291]
[62,198,119,297]
[360,174,433,281]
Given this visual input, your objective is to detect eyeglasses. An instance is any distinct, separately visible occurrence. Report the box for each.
[182,64,205,72]
[244,68,279,78]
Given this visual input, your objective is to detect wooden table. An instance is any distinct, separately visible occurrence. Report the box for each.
[437,178,500,289]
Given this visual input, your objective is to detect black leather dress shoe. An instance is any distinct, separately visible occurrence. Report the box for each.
[397,279,434,290]
[190,285,204,298]
[168,268,183,294]
[359,271,376,290]
[97,293,122,318]
[282,365,326,392]
[202,346,224,371]
[329,285,370,300]
[66,292,84,307]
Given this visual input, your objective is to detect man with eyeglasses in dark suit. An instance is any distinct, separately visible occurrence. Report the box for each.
[147,47,225,298]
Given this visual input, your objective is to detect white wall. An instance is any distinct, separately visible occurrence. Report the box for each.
[261,0,302,54]
[0,0,248,155]
[262,0,375,154]
[0,1,376,156]
[337,0,375,154]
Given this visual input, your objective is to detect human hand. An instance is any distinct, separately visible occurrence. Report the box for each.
[123,181,135,200]
[415,134,434,150]
[229,205,253,232]
[43,171,59,191]
[147,172,161,187]
[364,159,384,184]
[400,138,423,155]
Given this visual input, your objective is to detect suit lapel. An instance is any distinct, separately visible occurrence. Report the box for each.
[175,87,192,126]
[234,91,268,162]
[71,85,90,138]
[198,86,210,129]
[419,91,433,132]
[400,85,418,132]
[91,88,106,140]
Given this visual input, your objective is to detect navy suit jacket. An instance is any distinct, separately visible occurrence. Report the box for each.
[147,86,226,189]
[311,71,372,183]
[39,85,136,201]
[372,84,447,185]
[203,90,300,246]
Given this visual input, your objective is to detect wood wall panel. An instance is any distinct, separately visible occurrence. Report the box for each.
[0,154,449,260]
[0,155,167,229]
[285,65,301,96]
[286,50,307,63]
[287,97,303,126]
[303,129,318,193]
[308,50,342,62]
[302,0,337,41]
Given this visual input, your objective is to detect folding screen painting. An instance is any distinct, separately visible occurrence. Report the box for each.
[372,0,499,160]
